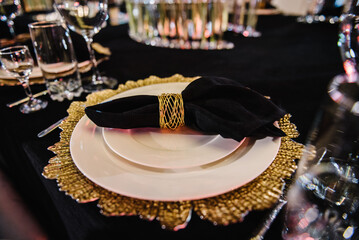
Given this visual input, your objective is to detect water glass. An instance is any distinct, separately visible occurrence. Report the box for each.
[28,21,82,101]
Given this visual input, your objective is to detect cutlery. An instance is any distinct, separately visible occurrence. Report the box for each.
[249,181,290,240]
[6,90,48,108]
[37,117,68,138]
[249,199,287,240]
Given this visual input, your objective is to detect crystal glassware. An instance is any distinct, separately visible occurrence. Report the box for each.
[54,0,117,92]
[0,46,48,113]
[29,21,83,102]
[283,160,359,240]
[282,1,359,238]
[0,0,21,39]
[126,0,234,50]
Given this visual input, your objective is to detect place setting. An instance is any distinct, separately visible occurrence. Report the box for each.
[42,74,303,230]
[3,0,353,239]
[0,0,303,230]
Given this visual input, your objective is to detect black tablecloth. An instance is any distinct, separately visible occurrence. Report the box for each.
[0,15,344,240]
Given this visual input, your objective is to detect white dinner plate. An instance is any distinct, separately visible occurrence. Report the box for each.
[70,82,281,201]
[102,83,243,169]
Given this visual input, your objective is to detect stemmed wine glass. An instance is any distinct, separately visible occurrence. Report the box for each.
[0,0,21,39]
[54,0,117,93]
[0,46,47,114]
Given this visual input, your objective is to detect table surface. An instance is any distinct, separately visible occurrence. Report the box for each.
[0,14,344,240]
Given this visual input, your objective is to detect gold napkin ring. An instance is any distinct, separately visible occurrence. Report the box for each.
[158,93,185,130]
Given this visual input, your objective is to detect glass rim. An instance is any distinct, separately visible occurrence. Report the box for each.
[0,45,29,55]
[28,20,65,29]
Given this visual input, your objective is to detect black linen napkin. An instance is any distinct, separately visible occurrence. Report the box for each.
[85,76,286,142]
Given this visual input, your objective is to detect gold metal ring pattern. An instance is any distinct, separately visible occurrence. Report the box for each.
[158,93,185,130]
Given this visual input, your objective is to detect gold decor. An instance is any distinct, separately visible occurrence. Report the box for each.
[158,93,185,130]
[43,74,303,230]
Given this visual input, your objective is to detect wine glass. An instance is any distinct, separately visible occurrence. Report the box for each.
[53,0,117,93]
[0,0,21,39]
[0,46,48,114]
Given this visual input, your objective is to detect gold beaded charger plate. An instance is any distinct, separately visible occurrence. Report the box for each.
[71,82,280,200]
[101,82,244,169]
[43,74,303,229]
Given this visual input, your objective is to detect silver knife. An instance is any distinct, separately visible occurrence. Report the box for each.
[37,116,68,138]
[7,90,48,108]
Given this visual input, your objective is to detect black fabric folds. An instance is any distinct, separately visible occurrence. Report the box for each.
[85,76,287,142]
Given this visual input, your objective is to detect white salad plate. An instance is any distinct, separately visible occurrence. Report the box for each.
[103,126,244,169]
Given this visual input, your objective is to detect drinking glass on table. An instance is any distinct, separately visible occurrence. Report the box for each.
[29,21,83,102]
[283,159,359,240]
[282,74,359,239]
[0,0,21,39]
[283,1,359,238]
[53,0,117,93]
[0,45,47,113]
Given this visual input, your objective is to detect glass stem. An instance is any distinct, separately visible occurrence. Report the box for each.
[84,35,102,83]
[19,77,35,104]
[7,19,16,39]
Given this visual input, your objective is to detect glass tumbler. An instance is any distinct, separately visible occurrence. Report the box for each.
[28,21,83,102]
